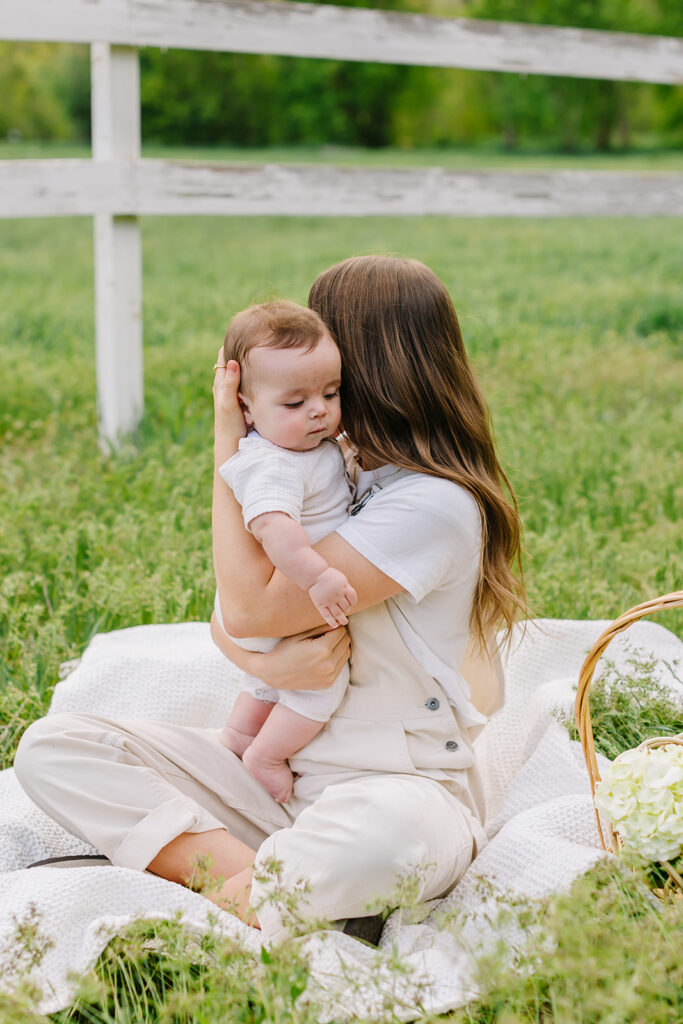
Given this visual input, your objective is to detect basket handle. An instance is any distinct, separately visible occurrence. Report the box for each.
[574,590,683,851]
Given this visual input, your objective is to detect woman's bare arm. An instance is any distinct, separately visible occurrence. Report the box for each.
[212,357,274,629]
[212,359,403,638]
[225,533,401,638]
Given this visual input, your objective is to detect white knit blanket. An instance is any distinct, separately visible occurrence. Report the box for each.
[0,618,680,1018]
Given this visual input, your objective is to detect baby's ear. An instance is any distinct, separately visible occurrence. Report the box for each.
[238,392,254,427]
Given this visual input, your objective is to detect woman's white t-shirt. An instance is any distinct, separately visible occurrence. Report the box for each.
[335,464,485,727]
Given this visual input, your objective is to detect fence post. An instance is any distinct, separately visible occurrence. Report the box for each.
[91,42,143,448]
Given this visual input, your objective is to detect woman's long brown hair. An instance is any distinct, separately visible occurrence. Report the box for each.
[309,255,526,648]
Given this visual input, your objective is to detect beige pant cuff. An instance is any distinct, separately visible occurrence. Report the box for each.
[111,798,226,871]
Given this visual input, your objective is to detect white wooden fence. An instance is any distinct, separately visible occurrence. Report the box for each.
[2,0,682,444]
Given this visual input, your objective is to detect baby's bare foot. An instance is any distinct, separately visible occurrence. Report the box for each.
[242,745,293,803]
[219,724,255,759]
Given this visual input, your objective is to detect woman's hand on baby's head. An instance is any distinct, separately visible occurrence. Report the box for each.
[308,567,358,629]
[213,350,247,450]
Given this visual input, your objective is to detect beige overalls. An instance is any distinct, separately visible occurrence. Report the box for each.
[15,601,490,941]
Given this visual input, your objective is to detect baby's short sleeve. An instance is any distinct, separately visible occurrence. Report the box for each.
[219,440,306,530]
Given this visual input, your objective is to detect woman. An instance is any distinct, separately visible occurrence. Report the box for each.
[14,256,525,941]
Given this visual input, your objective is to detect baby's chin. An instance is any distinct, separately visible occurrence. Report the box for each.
[259,427,337,452]
[291,430,334,452]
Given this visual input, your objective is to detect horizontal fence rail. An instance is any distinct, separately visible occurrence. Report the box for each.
[3,0,683,84]
[3,160,683,219]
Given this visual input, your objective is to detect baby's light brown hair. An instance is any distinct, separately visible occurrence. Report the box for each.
[223,300,328,395]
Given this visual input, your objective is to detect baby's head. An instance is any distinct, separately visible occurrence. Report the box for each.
[223,301,342,452]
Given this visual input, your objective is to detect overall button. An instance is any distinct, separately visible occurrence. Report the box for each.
[425,697,440,711]
[445,740,459,751]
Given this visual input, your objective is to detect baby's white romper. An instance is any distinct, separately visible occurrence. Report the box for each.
[215,432,353,722]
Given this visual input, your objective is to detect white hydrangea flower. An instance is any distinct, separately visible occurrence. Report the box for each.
[595,743,683,864]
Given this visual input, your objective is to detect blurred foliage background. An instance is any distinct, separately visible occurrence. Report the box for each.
[1,0,682,154]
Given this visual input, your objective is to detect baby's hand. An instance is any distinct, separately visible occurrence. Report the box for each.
[308,567,358,629]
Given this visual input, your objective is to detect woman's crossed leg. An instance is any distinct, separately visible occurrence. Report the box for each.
[14,712,477,939]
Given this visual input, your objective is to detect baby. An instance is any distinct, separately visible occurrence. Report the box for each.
[214,300,356,802]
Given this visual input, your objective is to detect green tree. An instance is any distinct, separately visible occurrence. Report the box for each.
[0,43,86,141]
[140,0,425,147]
[463,0,683,150]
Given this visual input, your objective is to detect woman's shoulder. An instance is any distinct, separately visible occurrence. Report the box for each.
[382,468,481,537]
[338,466,480,603]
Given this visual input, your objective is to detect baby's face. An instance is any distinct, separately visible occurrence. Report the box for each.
[240,330,342,452]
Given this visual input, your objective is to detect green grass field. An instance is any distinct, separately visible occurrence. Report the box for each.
[1,201,682,1021]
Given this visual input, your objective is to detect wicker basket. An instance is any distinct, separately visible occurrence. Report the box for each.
[574,590,683,897]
